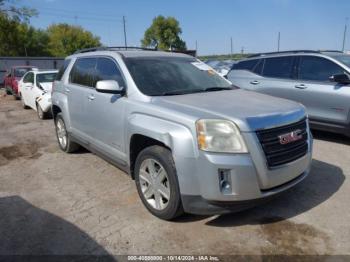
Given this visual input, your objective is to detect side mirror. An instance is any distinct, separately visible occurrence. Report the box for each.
[96,80,125,94]
[330,73,350,84]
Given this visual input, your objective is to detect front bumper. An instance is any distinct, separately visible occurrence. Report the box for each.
[176,130,313,215]
[37,94,52,112]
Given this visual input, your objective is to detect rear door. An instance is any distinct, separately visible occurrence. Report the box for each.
[67,57,97,140]
[292,55,350,124]
[84,57,127,162]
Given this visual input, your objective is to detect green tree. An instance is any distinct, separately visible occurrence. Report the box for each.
[47,23,101,56]
[0,0,37,22]
[0,14,50,56]
[141,15,186,51]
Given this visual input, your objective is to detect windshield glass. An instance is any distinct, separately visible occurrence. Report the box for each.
[36,73,57,84]
[14,68,34,78]
[124,57,232,96]
[330,54,350,68]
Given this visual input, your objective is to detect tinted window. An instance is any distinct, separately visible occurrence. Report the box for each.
[14,68,34,78]
[23,72,34,83]
[70,58,96,87]
[331,54,350,68]
[232,59,259,71]
[56,59,71,81]
[253,59,264,74]
[125,57,232,96]
[298,56,345,82]
[94,58,125,87]
[36,73,57,84]
[262,56,294,79]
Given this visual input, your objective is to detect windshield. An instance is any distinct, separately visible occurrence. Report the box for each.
[36,73,57,84]
[330,54,350,68]
[14,68,34,78]
[124,57,232,96]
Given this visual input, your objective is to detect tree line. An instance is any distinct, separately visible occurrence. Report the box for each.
[0,0,187,57]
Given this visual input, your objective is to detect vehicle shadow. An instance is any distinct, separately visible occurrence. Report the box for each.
[311,129,350,145]
[198,159,344,227]
[0,196,115,260]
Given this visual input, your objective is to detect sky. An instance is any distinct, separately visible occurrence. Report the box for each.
[20,0,350,55]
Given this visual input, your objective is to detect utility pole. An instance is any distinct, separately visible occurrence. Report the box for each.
[123,16,127,48]
[241,46,244,54]
[230,37,233,59]
[277,31,281,52]
[342,17,348,52]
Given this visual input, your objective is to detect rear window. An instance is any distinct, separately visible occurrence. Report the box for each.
[262,56,294,79]
[14,68,34,78]
[36,73,57,83]
[56,59,71,81]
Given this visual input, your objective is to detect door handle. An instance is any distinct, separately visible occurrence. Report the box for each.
[250,80,260,85]
[64,88,70,94]
[87,94,95,101]
[295,84,307,89]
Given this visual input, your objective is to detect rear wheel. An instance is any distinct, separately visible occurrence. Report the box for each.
[20,93,29,109]
[55,113,80,153]
[135,145,184,220]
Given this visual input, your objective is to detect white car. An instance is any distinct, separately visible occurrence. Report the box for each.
[19,70,58,119]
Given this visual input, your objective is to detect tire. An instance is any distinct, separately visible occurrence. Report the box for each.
[135,145,184,220]
[55,113,80,153]
[5,87,11,95]
[36,103,49,119]
[20,93,30,109]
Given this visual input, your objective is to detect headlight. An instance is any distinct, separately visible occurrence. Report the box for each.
[196,119,248,153]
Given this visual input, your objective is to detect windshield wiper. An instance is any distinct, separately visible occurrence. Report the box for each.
[203,87,233,92]
[161,89,203,96]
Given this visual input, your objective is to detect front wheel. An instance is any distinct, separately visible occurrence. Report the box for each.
[135,145,184,220]
[55,113,80,153]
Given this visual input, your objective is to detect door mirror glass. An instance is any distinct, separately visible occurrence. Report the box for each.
[330,73,350,84]
[96,80,125,94]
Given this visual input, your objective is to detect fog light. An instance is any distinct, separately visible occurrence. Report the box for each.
[218,169,232,194]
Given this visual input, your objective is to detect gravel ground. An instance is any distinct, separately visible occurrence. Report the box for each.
[0,89,349,256]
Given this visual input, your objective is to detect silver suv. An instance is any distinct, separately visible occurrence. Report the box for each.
[52,47,313,220]
[227,50,350,137]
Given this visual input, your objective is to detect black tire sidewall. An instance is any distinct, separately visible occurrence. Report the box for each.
[135,146,183,220]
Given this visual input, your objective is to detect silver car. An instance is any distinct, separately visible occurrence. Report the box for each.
[52,47,313,220]
[227,50,350,137]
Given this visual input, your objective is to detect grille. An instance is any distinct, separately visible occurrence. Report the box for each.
[256,118,308,168]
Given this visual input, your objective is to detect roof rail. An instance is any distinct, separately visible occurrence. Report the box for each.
[318,50,344,53]
[74,46,157,54]
[247,50,320,58]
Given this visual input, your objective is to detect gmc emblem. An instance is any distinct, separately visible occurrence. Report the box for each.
[278,129,303,145]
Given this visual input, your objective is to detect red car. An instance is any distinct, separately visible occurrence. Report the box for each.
[4,66,38,99]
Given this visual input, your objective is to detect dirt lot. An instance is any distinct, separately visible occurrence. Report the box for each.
[0,89,349,256]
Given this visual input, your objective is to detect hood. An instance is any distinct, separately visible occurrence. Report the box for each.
[39,82,53,92]
[151,89,306,132]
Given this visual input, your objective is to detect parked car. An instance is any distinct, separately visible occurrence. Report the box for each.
[18,70,58,119]
[227,50,350,137]
[205,60,235,77]
[4,66,38,99]
[52,47,313,220]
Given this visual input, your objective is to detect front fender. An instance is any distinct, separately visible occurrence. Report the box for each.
[127,113,201,195]
[52,92,71,130]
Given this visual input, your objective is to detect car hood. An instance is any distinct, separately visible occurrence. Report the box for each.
[151,89,306,132]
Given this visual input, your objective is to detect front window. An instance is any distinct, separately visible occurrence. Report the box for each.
[36,73,57,86]
[124,57,233,96]
[14,68,34,78]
